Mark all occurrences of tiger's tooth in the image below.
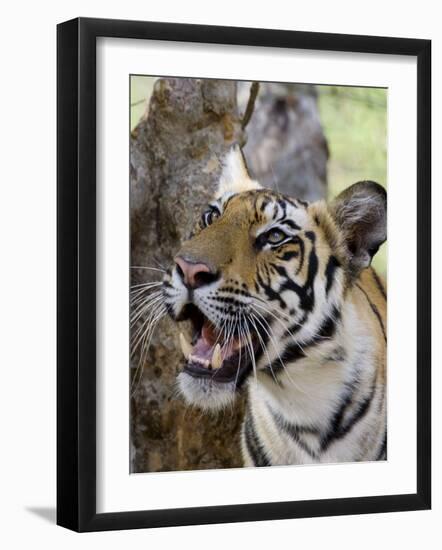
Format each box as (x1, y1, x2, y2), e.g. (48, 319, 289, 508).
(179, 332, 192, 360)
(212, 343, 222, 370)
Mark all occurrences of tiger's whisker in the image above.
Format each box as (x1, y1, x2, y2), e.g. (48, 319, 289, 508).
(131, 306, 165, 354)
(248, 313, 280, 386)
(130, 289, 163, 308)
(130, 294, 164, 326)
(242, 316, 258, 389)
(130, 281, 163, 292)
(234, 312, 242, 390)
(250, 308, 308, 394)
(130, 291, 164, 319)
(130, 306, 166, 396)
(130, 266, 166, 273)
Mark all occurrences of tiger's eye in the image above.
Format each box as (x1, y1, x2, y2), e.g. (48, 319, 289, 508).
(267, 229, 286, 244)
(203, 209, 220, 227)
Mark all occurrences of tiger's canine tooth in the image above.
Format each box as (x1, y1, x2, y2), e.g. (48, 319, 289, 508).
(179, 332, 192, 360)
(212, 343, 222, 370)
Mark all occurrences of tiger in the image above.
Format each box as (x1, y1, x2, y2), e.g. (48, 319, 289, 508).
(162, 145, 387, 466)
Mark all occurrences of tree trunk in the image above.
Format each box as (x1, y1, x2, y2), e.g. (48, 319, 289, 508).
(130, 78, 246, 472)
(240, 82, 329, 201)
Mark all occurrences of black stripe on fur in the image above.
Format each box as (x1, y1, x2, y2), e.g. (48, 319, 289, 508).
(370, 267, 387, 301)
(270, 409, 319, 459)
(356, 283, 387, 342)
(244, 412, 270, 467)
(376, 430, 387, 460)
(325, 255, 340, 296)
(268, 306, 341, 374)
(321, 382, 376, 452)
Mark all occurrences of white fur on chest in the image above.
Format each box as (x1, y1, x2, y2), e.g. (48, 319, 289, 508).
(243, 301, 385, 465)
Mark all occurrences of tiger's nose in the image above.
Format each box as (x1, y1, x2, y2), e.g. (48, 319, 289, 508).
(174, 256, 218, 289)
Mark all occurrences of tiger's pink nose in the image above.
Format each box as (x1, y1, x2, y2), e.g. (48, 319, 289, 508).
(174, 256, 218, 289)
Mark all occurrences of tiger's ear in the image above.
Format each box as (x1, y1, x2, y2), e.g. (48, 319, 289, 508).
(331, 181, 387, 276)
(216, 145, 261, 198)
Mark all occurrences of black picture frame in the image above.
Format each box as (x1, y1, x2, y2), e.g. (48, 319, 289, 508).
(57, 17, 431, 532)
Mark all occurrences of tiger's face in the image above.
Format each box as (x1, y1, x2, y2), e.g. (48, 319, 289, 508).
(162, 147, 386, 410)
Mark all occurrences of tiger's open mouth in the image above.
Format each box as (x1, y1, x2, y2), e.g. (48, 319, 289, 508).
(177, 304, 258, 387)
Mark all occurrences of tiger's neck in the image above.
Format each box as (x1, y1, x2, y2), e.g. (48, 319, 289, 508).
(247, 294, 378, 436)
(243, 268, 386, 465)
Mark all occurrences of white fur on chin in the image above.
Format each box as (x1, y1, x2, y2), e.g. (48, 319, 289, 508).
(177, 371, 237, 412)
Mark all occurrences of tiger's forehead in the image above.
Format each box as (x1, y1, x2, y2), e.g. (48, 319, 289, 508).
(218, 189, 311, 230)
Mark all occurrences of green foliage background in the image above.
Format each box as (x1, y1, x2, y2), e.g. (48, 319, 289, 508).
(318, 86, 387, 276)
(131, 78, 387, 276)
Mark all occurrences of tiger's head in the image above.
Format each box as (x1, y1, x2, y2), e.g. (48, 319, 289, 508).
(163, 146, 386, 410)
